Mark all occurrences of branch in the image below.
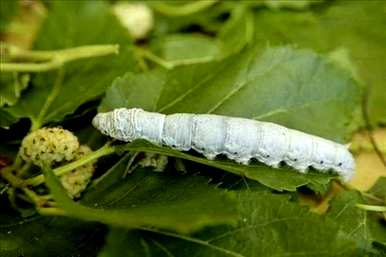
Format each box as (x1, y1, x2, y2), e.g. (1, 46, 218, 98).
(25, 144, 116, 186)
(1, 44, 119, 72)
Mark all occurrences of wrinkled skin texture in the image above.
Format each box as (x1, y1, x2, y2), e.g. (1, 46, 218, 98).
(93, 108, 355, 181)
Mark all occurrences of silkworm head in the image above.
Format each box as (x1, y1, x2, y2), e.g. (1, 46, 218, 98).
(93, 108, 138, 142)
(92, 112, 111, 136)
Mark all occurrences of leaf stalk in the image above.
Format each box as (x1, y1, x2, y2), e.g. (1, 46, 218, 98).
(25, 143, 116, 186)
(0, 44, 119, 72)
(151, 0, 218, 16)
(356, 204, 386, 212)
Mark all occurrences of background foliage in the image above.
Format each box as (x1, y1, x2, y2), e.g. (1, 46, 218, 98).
(0, 1, 385, 257)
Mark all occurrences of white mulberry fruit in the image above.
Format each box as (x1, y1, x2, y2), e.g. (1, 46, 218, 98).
(20, 127, 79, 166)
(60, 145, 96, 198)
(112, 2, 154, 40)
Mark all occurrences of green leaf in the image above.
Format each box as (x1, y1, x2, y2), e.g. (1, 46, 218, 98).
(4, 1, 136, 128)
(305, 179, 331, 195)
(327, 191, 372, 251)
(43, 155, 239, 234)
(151, 4, 254, 62)
(152, 1, 231, 35)
(328, 190, 386, 250)
(369, 177, 386, 200)
(0, 109, 17, 129)
(120, 140, 336, 192)
(98, 229, 147, 257)
(217, 4, 254, 57)
(98, 190, 363, 257)
(253, 0, 386, 124)
(0, 0, 19, 32)
(369, 216, 386, 249)
(151, 34, 220, 63)
(367, 177, 386, 249)
(99, 46, 359, 191)
(0, 72, 29, 107)
(101, 46, 360, 142)
(34, 1, 130, 50)
(0, 200, 104, 257)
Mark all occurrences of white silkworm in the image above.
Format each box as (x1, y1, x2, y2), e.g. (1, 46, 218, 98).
(93, 108, 355, 181)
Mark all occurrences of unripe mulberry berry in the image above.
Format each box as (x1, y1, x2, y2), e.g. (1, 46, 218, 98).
(20, 127, 79, 166)
(60, 145, 96, 198)
(113, 3, 154, 40)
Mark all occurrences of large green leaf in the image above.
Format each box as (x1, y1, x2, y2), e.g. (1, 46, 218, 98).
(0, 73, 29, 108)
(120, 140, 335, 192)
(369, 177, 386, 200)
(327, 191, 374, 251)
(327, 190, 386, 254)
(4, 1, 136, 128)
(151, 34, 220, 63)
(99, 46, 359, 191)
(151, 1, 232, 36)
(0, 0, 19, 32)
(151, 2, 255, 62)
(0, 109, 17, 129)
(98, 229, 148, 257)
(33, 1, 130, 50)
(253, 0, 386, 124)
(367, 177, 386, 249)
(101, 46, 360, 142)
(43, 155, 238, 234)
(98, 190, 363, 257)
(0, 199, 104, 257)
(216, 4, 254, 57)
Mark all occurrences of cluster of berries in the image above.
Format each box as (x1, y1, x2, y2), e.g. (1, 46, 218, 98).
(20, 127, 95, 198)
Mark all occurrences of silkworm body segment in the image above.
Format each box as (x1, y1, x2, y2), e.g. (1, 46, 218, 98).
(93, 108, 355, 181)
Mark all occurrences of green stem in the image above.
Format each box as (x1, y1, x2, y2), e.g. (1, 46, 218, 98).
(135, 47, 214, 70)
(166, 56, 215, 66)
(12, 152, 23, 170)
(40, 194, 53, 200)
(151, 0, 218, 16)
(0, 60, 62, 72)
(37, 207, 66, 216)
(0, 167, 26, 188)
(135, 47, 173, 69)
(6, 44, 119, 61)
(134, 48, 149, 71)
(31, 68, 65, 131)
(53, 45, 119, 62)
(0, 44, 119, 72)
(16, 193, 34, 204)
(123, 152, 140, 178)
(3, 44, 50, 61)
(22, 187, 46, 206)
(356, 204, 386, 212)
(17, 162, 32, 177)
(25, 144, 116, 186)
(361, 192, 385, 203)
(0, 167, 51, 207)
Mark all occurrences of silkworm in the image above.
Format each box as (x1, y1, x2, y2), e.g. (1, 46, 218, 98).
(92, 108, 355, 181)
